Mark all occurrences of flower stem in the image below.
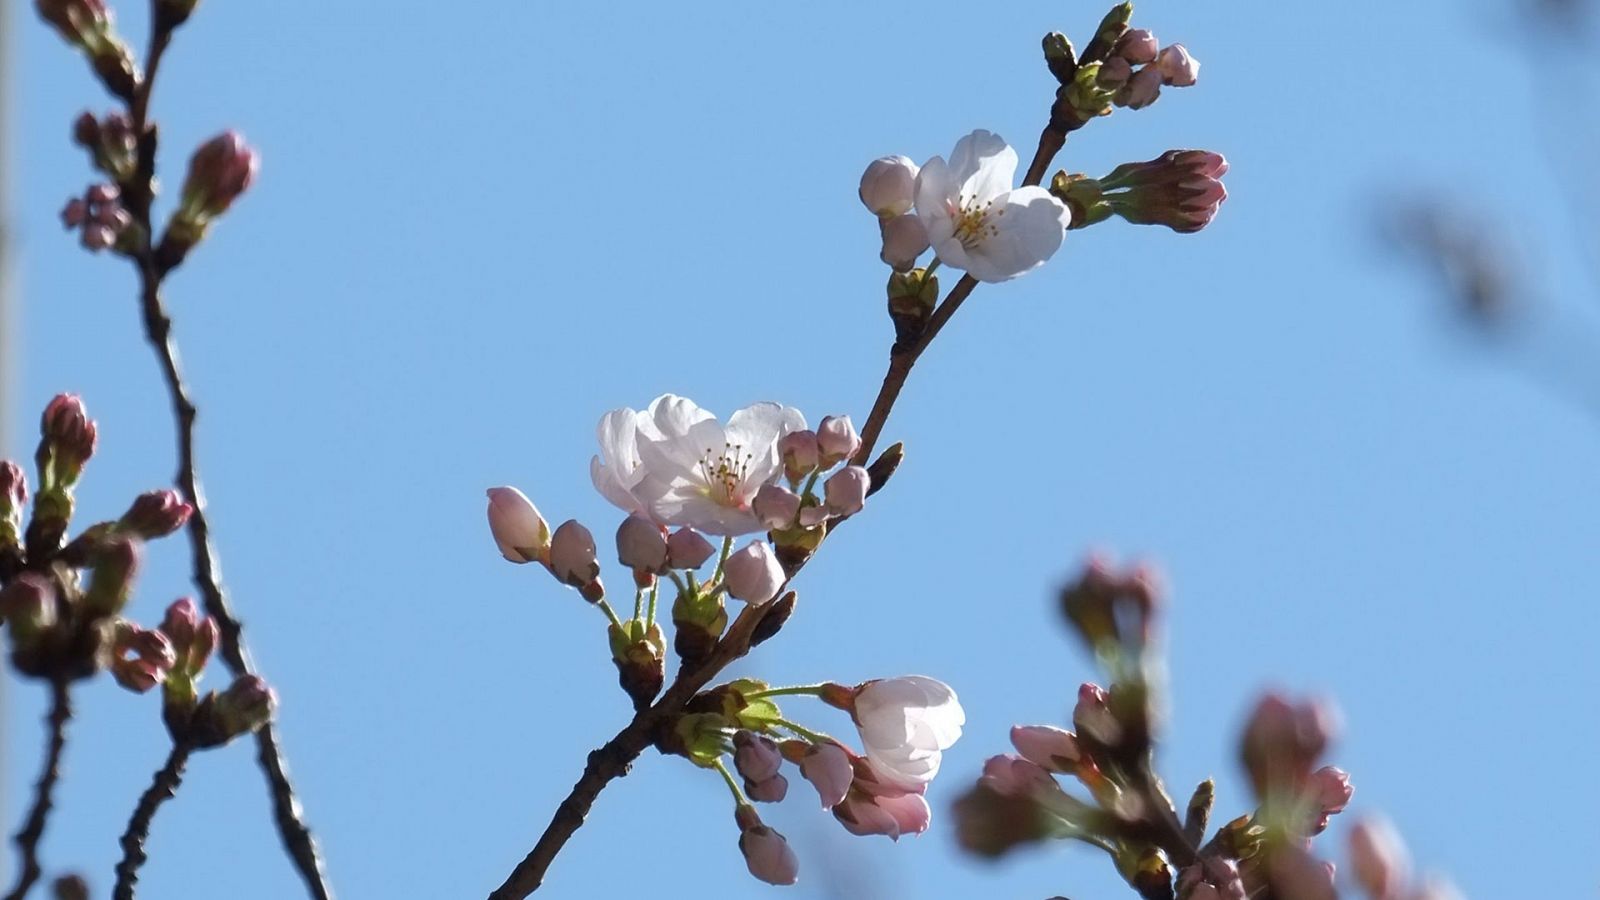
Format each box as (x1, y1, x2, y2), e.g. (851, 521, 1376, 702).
(646, 583, 659, 626)
(924, 257, 943, 276)
(772, 717, 835, 746)
(596, 598, 624, 629)
(745, 684, 828, 700)
(711, 758, 750, 806)
(713, 535, 734, 580)
(631, 588, 644, 622)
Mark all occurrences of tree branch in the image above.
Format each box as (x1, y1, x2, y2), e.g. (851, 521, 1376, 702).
(2, 679, 72, 900)
(112, 743, 192, 900)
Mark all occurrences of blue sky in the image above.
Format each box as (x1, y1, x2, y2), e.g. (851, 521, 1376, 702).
(6, 1, 1599, 897)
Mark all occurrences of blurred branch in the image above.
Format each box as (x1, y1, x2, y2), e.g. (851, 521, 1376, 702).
(111, 742, 191, 900)
(2, 680, 71, 900)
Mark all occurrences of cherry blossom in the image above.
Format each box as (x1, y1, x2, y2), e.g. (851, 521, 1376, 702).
(913, 130, 1070, 283)
(847, 675, 965, 791)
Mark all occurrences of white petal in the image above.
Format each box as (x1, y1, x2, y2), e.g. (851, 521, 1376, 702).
(964, 186, 1069, 283)
(914, 156, 958, 243)
(946, 130, 1011, 188)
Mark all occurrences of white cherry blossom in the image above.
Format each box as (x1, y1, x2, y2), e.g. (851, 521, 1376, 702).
(914, 130, 1070, 283)
(850, 676, 965, 791)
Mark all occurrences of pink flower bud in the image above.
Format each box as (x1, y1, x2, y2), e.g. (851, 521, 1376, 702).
(736, 810, 799, 886)
(87, 183, 119, 205)
(798, 743, 853, 809)
(111, 623, 177, 693)
(60, 197, 89, 229)
(1115, 29, 1160, 64)
(81, 224, 114, 251)
(666, 527, 715, 570)
(1009, 724, 1081, 773)
(1308, 765, 1353, 834)
(1072, 682, 1122, 747)
(486, 487, 551, 565)
(879, 213, 930, 271)
(859, 155, 919, 218)
(722, 541, 784, 605)
(833, 783, 931, 839)
(1099, 150, 1229, 234)
(214, 674, 276, 740)
(823, 466, 870, 517)
(1157, 43, 1200, 87)
(0, 573, 57, 641)
(978, 754, 1057, 798)
(548, 519, 600, 588)
(1349, 817, 1410, 900)
(1240, 693, 1340, 798)
(815, 416, 861, 467)
(1116, 65, 1163, 109)
(183, 131, 259, 217)
(752, 483, 800, 530)
(745, 774, 789, 803)
(614, 514, 667, 574)
(41, 393, 97, 477)
(93, 203, 131, 231)
(733, 731, 784, 783)
(778, 430, 820, 483)
(73, 111, 100, 147)
(160, 597, 217, 674)
(121, 489, 194, 539)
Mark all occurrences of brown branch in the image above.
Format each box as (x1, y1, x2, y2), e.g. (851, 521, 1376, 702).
(112, 742, 192, 900)
(3, 680, 72, 900)
(491, 63, 1078, 900)
(115, 10, 335, 898)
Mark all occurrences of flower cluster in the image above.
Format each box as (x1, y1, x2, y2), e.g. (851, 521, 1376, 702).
(488, 394, 965, 884)
(861, 130, 1072, 284)
(666, 675, 964, 884)
(60, 182, 132, 252)
(0, 394, 272, 747)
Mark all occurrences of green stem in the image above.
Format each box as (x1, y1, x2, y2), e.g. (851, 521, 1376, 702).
(924, 257, 943, 276)
(596, 599, 624, 629)
(646, 583, 659, 626)
(746, 684, 828, 700)
(772, 717, 836, 746)
(713, 535, 734, 580)
(711, 758, 749, 805)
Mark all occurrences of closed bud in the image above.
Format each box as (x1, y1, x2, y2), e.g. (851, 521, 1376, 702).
(878, 213, 930, 271)
(979, 754, 1058, 798)
(778, 431, 820, 485)
(1042, 32, 1078, 83)
(165, 132, 259, 260)
(60, 197, 89, 228)
(952, 783, 1056, 858)
(1009, 724, 1081, 773)
(733, 731, 784, 783)
(1099, 150, 1229, 233)
(735, 808, 799, 886)
(549, 519, 601, 590)
(111, 623, 176, 693)
(859, 155, 919, 219)
(1097, 56, 1133, 91)
(121, 489, 193, 539)
(666, 527, 716, 570)
(1240, 693, 1340, 799)
(1072, 682, 1123, 749)
(749, 590, 796, 647)
(752, 483, 801, 530)
(822, 466, 870, 517)
(1, 461, 26, 545)
(160, 597, 217, 675)
(486, 487, 550, 564)
(1, 574, 58, 644)
(1349, 817, 1410, 900)
(1307, 765, 1353, 834)
(212, 675, 275, 742)
(615, 514, 668, 576)
(1156, 44, 1200, 87)
(746, 774, 788, 803)
(1059, 555, 1161, 654)
(84, 535, 141, 617)
(1115, 29, 1160, 65)
(72, 112, 100, 147)
(722, 541, 784, 605)
(797, 742, 853, 809)
(815, 416, 861, 468)
(41, 393, 97, 485)
(1115, 65, 1163, 110)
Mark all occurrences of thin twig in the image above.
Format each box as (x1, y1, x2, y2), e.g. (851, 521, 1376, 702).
(112, 742, 192, 900)
(2, 679, 72, 900)
(118, 9, 335, 897)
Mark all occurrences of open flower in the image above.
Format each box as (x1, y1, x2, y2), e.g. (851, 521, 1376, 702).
(914, 130, 1070, 283)
(845, 676, 965, 791)
(595, 395, 806, 536)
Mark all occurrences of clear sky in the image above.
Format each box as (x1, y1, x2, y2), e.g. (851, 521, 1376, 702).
(6, 1, 1599, 897)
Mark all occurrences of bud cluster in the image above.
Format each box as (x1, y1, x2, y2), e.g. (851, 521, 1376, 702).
(1, 395, 195, 685)
(34, 0, 137, 99)
(71, 110, 137, 181)
(1040, 4, 1201, 136)
(1054, 150, 1230, 234)
(657, 674, 963, 885)
(955, 555, 1382, 900)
